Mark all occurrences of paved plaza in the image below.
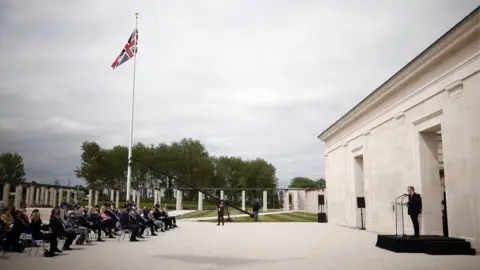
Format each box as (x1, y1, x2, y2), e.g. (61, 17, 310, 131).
(2, 222, 479, 270)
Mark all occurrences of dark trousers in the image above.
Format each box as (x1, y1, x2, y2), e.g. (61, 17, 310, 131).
(217, 213, 224, 225)
(171, 217, 176, 226)
(61, 231, 77, 248)
(127, 224, 140, 240)
(39, 233, 58, 251)
(410, 214, 419, 236)
(145, 220, 155, 234)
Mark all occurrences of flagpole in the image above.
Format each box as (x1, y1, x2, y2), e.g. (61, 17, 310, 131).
(126, 12, 139, 203)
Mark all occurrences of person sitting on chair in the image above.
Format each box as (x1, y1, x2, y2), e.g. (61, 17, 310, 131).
(30, 209, 61, 255)
(407, 186, 422, 237)
(161, 208, 177, 228)
(119, 205, 140, 242)
(49, 207, 76, 251)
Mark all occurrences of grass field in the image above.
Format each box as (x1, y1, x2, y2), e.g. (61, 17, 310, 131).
(200, 212, 318, 222)
(177, 208, 279, 219)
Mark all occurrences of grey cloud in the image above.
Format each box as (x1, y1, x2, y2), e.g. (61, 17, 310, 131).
(1, 0, 478, 188)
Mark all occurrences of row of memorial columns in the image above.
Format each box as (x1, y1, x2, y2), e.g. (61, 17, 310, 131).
(2, 184, 84, 208)
(283, 190, 300, 211)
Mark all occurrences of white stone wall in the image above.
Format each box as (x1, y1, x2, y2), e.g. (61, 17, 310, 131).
(321, 18, 480, 250)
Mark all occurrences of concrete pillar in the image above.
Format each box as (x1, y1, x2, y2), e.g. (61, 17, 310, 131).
(293, 191, 299, 210)
(41, 187, 46, 205)
(154, 190, 158, 205)
(262, 190, 267, 212)
(136, 191, 141, 207)
(66, 189, 71, 203)
(284, 190, 290, 211)
(73, 190, 78, 204)
(29, 186, 35, 206)
(88, 189, 93, 207)
(220, 190, 224, 200)
(132, 190, 136, 204)
(58, 188, 63, 204)
(241, 190, 246, 211)
(25, 187, 30, 207)
(94, 190, 99, 206)
(2, 184, 10, 207)
(198, 191, 203, 210)
(35, 187, 40, 205)
(14, 185, 23, 209)
(176, 190, 183, 210)
(110, 190, 114, 202)
(115, 190, 120, 207)
(50, 188, 57, 207)
(158, 189, 163, 207)
(43, 188, 48, 206)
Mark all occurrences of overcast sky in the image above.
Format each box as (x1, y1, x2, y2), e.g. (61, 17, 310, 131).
(0, 1, 478, 187)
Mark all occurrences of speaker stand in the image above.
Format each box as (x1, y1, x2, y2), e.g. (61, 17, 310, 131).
(359, 207, 365, 230)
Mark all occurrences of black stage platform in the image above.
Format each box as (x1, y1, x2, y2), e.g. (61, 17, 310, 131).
(376, 235, 476, 255)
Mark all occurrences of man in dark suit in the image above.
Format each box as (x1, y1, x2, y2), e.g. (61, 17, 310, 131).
(407, 186, 422, 237)
(119, 205, 140, 242)
(49, 208, 77, 250)
(217, 200, 225, 226)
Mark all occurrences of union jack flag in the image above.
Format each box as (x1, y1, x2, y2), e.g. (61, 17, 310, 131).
(111, 28, 138, 69)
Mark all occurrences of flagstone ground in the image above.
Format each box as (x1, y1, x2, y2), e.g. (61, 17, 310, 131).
(2, 222, 479, 270)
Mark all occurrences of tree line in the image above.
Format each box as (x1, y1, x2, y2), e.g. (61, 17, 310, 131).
(74, 138, 279, 201)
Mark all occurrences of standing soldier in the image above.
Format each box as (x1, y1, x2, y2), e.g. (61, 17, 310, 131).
(217, 200, 225, 226)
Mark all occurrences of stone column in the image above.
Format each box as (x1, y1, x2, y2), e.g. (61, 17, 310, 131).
(29, 186, 35, 206)
(14, 185, 23, 209)
(198, 191, 203, 210)
(88, 189, 93, 207)
(136, 191, 141, 207)
(154, 190, 158, 205)
(66, 189, 72, 203)
(284, 190, 290, 211)
(94, 190, 99, 206)
(262, 190, 267, 212)
(158, 189, 163, 207)
(132, 190, 136, 204)
(41, 187, 46, 205)
(176, 190, 183, 210)
(115, 190, 120, 207)
(35, 187, 40, 205)
(50, 188, 57, 207)
(293, 191, 299, 210)
(220, 190, 224, 200)
(110, 190, 115, 202)
(241, 190, 246, 211)
(73, 190, 78, 204)
(58, 188, 63, 204)
(2, 184, 10, 207)
(43, 188, 49, 206)
(25, 187, 31, 207)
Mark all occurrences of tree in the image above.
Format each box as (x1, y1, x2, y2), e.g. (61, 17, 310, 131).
(288, 177, 326, 189)
(0, 152, 26, 185)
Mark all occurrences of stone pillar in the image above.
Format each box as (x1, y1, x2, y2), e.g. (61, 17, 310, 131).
(58, 188, 63, 204)
(284, 190, 290, 211)
(262, 190, 267, 212)
(154, 190, 158, 205)
(2, 184, 10, 207)
(198, 191, 203, 210)
(43, 188, 49, 206)
(41, 187, 46, 205)
(50, 188, 57, 207)
(132, 190, 136, 204)
(94, 190, 99, 206)
(66, 189, 72, 203)
(73, 190, 78, 204)
(110, 190, 114, 202)
(293, 191, 299, 210)
(241, 190, 246, 211)
(176, 190, 183, 210)
(220, 190, 224, 200)
(136, 191, 141, 207)
(88, 189, 93, 207)
(14, 185, 23, 209)
(25, 187, 31, 207)
(158, 189, 163, 207)
(115, 190, 120, 207)
(29, 186, 35, 206)
(35, 187, 40, 205)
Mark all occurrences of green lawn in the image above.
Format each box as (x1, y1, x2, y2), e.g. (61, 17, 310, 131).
(177, 208, 279, 219)
(199, 212, 319, 222)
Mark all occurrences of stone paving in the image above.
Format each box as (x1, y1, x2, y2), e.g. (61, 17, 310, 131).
(2, 222, 479, 270)
(180, 210, 301, 221)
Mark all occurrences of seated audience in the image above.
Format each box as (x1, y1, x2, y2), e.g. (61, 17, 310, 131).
(49, 207, 77, 251)
(119, 205, 140, 242)
(30, 209, 61, 256)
